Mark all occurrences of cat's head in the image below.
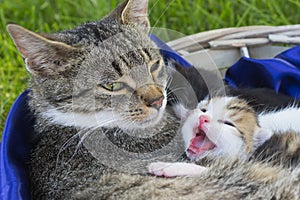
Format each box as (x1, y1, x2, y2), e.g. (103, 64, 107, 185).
(177, 96, 272, 160)
(7, 0, 168, 130)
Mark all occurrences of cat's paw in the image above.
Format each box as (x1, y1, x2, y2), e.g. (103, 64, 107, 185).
(148, 162, 207, 177)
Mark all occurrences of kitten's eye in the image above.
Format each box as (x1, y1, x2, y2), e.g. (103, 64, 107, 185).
(150, 60, 161, 73)
(218, 120, 235, 127)
(101, 82, 123, 91)
(223, 121, 235, 127)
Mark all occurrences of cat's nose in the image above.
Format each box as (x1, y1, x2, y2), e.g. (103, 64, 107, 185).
(137, 84, 165, 110)
(148, 96, 165, 110)
(199, 115, 210, 128)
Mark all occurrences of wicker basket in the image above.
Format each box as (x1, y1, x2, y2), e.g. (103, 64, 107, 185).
(167, 25, 300, 74)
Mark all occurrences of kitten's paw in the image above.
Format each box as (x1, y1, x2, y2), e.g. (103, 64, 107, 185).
(148, 162, 207, 177)
(148, 162, 173, 177)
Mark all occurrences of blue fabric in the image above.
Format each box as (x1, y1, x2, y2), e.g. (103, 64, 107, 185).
(149, 34, 193, 68)
(0, 90, 33, 200)
(225, 46, 300, 100)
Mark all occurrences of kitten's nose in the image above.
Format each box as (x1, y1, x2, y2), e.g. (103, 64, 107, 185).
(199, 115, 210, 128)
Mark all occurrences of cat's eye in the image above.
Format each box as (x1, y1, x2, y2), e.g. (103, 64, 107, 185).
(150, 60, 161, 73)
(101, 82, 123, 91)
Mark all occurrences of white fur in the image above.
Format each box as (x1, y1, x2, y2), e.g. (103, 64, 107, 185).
(258, 106, 300, 133)
(252, 128, 273, 149)
(181, 97, 246, 160)
(198, 97, 245, 158)
(180, 98, 300, 161)
(149, 162, 207, 177)
(172, 103, 190, 120)
(42, 95, 167, 130)
(181, 109, 201, 149)
(42, 109, 123, 129)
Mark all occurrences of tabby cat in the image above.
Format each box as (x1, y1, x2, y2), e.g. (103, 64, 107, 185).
(8, 0, 185, 198)
(7, 0, 300, 199)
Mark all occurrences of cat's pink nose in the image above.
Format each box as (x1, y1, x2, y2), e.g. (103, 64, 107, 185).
(199, 115, 210, 128)
(149, 96, 164, 110)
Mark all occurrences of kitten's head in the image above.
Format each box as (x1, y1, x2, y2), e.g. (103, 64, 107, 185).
(7, 0, 168, 130)
(178, 96, 272, 160)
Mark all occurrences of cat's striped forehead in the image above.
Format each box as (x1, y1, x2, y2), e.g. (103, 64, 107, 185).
(112, 48, 162, 73)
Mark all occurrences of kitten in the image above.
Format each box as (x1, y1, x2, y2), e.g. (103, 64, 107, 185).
(149, 96, 300, 177)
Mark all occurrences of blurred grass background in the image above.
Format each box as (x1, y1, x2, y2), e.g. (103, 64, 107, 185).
(1, 0, 300, 136)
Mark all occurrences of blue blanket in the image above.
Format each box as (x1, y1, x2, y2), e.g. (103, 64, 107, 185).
(225, 46, 300, 99)
(1, 35, 300, 199)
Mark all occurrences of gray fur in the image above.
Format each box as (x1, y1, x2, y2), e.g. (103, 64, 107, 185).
(73, 159, 300, 200)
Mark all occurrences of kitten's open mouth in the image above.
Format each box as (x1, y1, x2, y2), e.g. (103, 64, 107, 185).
(186, 128, 216, 160)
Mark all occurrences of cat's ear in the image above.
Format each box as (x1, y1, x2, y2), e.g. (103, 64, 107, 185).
(110, 0, 150, 32)
(253, 128, 273, 149)
(7, 24, 82, 76)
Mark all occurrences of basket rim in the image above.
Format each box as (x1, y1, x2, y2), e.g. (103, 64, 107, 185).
(167, 24, 300, 52)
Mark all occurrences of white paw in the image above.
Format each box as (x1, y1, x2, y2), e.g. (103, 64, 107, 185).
(148, 162, 207, 177)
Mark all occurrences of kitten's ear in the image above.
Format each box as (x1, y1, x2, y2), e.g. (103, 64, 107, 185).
(110, 0, 150, 32)
(253, 128, 273, 149)
(7, 24, 82, 76)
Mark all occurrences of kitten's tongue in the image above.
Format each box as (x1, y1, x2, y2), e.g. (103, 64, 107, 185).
(187, 131, 215, 159)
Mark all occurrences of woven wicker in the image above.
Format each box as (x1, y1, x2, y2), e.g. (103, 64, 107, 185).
(167, 25, 300, 73)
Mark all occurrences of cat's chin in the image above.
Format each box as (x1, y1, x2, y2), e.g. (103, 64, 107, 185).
(119, 105, 167, 131)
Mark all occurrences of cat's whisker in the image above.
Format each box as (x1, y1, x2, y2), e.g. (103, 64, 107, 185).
(210, 87, 227, 98)
(151, 0, 175, 33)
(118, 116, 138, 131)
(66, 127, 100, 164)
(55, 130, 83, 171)
(148, 0, 160, 15)
(46, 105, 71, 112)
(55, 116, 119, 168)
(166, 97, 178, 102)
(166, 87, 187, 99)
(166, 75, 174, 88)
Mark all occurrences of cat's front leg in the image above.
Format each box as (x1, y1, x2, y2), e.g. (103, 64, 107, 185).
(148, 162, 207, 177)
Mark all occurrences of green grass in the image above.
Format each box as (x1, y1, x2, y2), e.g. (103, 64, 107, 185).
(1, 0, 300, 136)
